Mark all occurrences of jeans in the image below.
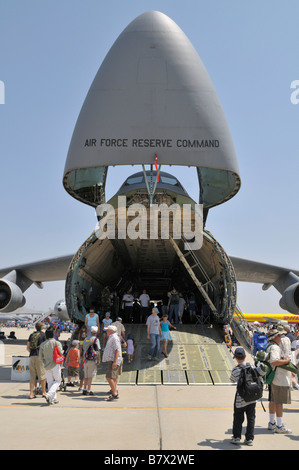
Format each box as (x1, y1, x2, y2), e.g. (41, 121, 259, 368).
(169, 304, 179, 323)
(148, 334, 160, 358)
(45, 364, 61, 403)
(232, 401, 256, 441)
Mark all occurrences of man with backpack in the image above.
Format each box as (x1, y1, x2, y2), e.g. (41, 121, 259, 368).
(82, 326, 101, 396)
(39, 326, 64, 405)
(27, 321, 46, 399)
(230, 347, 262, 446)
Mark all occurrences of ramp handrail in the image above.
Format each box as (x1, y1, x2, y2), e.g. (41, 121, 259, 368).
(230, 305, 252, 354)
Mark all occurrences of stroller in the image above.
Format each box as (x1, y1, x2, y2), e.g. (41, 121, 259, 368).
(58, 367, 67, 392)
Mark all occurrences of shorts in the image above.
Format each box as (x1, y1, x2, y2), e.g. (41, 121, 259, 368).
(106, 360, 123, 379)
(68, 366, 79, 378)
(83, 360, 98, 379)
(29, 356, 46, 381)
(269, 383, 291, 405)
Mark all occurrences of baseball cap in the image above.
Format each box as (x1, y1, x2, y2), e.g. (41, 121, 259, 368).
(233, 347, 246, 359)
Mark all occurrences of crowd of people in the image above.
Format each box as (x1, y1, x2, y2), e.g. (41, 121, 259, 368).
(27, 317, 130, 404)
(26, 303, 180, 404)
(80, 285, 208, 325)
(230, 320, 299, 445)
(23, 298, 299, 446)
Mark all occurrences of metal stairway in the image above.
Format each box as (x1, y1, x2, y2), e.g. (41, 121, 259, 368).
(32, 311, 51, 326)
(169, 236, 218, 316)
(230, 305, 252, 354)
(169, 233, 237, 324)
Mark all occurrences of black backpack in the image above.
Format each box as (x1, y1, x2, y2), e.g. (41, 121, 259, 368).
(82, 338, 98, 366)
(237, 364, 264, 402)
(29, 331, 41, 351)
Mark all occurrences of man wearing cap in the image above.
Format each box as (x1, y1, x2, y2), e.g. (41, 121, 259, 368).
(102, 325, 122, 401)
(82, 326, 101, 396)
(111, 317, 126, 341)
(146, 307, 162, 361)
(267, 329, 292, 434)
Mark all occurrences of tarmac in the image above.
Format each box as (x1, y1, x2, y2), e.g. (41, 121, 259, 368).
(1, 325, 299, 453)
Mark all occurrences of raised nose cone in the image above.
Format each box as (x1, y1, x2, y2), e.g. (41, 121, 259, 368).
(63, 10, 240, 209)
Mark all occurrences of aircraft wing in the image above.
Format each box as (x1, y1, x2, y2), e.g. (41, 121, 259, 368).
(0, 254, 74, 313)
(1, 252, 299, 314)
(230, 256, 299, 284)
(3, 253, 297, 285)
(0, 255, 74, 283)
(230, 256, 299, 314)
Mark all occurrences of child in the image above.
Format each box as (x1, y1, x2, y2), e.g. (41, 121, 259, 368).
(230, 347, 257, 446)
(101, 312, 112, 348)
(126, 333, 135, 363)
(160, 314, 176, 357)
(65, 340, 80, 387)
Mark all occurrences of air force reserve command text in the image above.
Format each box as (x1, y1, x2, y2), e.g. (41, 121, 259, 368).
(103, 453, 195, 467)
(84, 137, 220, 149)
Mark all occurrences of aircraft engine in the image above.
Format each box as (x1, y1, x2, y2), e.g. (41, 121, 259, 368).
(279, 282, 299, 314)
(0, 279, 26, 313)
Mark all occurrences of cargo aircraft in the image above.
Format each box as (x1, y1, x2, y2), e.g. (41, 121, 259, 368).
(1, 11, 299, 327)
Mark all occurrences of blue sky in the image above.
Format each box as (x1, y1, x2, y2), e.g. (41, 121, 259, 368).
(0, 0, 299, 313)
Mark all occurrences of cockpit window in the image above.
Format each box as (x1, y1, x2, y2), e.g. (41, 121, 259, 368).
(126, 176, 143, 185)
(126, 174, 179, 186)
(160, 176, 178, 185)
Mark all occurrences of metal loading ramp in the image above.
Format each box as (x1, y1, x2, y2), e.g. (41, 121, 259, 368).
(94, 324, 235, 386)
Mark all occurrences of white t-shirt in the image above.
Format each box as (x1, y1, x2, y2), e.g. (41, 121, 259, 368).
(139, 293, 150, 307)
(122, 294, 134, 307)
(268, 341, 292, 387)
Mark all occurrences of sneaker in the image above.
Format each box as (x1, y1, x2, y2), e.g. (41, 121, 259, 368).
(147, 355, 152, 360)
(153, 356, 160, 361)
(268, 421, 276, 431)
(231, 437, 241, 445)
(244, 439, 253, 446)
(275, 425, 292, 434)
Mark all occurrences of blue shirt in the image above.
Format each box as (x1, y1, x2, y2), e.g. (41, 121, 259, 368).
(86, 313, 99, 334)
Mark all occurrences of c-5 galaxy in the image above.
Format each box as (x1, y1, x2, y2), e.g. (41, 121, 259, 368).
(1, 11, 299, 327)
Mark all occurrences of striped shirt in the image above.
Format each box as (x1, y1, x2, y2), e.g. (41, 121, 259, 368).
(230, 362, 258, 408)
